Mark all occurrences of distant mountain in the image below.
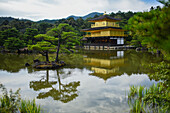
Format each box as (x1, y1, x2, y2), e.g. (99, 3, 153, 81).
(20, 19, 32, 22)
(0, 17, 14, 22)
(67, 15, 81, 20)
(36, 12, 103, 24)
(0, 17, 15, 24)
(82, 12, 103, 20)
(0, 12, 103, 25)
(0, 17, 32, 25)
(67, 12, 103, 20)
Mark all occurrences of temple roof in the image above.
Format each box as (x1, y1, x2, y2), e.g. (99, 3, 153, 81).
(82, 26, 123, 32)
(88, 15, 121, 22)
(89, 72, 122, 81)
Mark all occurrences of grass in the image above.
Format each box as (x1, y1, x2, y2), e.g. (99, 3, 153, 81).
(128, 61, 170, 112)
(19, 99, 41, 113)
(0, 84, 42, 113)
(128, 83, 170, 113)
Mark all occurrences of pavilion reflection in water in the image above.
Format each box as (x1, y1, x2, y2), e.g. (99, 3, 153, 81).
(84, 51, 125, 81)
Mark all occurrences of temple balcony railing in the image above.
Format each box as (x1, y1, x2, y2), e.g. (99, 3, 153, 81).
(84, 43, 124, 46)
(84, 34, 128, 37)
(91, 24, 120, 28)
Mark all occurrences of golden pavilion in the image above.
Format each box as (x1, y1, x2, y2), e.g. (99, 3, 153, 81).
(82, 12, 127, 50)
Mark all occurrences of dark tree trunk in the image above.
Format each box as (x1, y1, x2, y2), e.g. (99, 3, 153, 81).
(57, 70, 61, 91)
(17, 49, 20, 54)
(46, 70, 49, 82)
(55, 39, 60, 62)
(45, 51, 49, 62)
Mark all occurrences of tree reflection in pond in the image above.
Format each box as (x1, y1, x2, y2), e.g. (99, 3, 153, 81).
(30, 70, 57, 91)
(30, 70, 80, 103)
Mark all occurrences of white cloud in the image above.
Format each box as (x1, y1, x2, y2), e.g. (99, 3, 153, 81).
(0, 0, 162, 21)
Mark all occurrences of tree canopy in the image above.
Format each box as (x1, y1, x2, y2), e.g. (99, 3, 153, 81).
(126, 0, 170, 54)
(0, 11, 136, 52)
(47, 23, 79, 62)
(28, 34, 57, 62)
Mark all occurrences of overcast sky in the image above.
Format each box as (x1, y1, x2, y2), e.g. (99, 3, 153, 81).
(0, 0, 162, 21)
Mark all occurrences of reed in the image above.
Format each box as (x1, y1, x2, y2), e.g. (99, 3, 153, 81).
(128, 83, 170, 113)
(0, 84, 42, 113)
(19, 99, 41, 113)
(0, 84, 20, 113)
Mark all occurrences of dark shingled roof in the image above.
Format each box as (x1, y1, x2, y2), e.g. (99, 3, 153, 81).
(88, 15, 121, 21)
(82, 26, 122, 31)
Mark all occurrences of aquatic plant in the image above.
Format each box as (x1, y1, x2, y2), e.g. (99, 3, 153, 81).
(0, 84, 21, 113)
(128, 83, 170, 113)
(0, 84, 42, 113)
(148, 61, 170, 85)
(128, 61, 170, 112)
(19, 99, 41, 113)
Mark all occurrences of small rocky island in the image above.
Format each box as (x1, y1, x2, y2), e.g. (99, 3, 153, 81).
(32, 60, 65, 69)
(25, 59, 65, 69)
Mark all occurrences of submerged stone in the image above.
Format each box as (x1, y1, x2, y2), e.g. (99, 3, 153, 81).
(25, 63, 30, 67)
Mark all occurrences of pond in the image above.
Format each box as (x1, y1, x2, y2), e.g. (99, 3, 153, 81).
(0, 50, 162, 113)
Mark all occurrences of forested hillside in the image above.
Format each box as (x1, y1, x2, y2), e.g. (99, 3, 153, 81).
(0, 11, 136, 34)
(0, 11, 136, 51)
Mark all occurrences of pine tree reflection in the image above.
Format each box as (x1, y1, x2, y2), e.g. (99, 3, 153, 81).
(30, 70, 57, 91)
(30, 70, 80, 103)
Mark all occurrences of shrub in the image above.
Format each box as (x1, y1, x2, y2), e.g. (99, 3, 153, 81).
(128, 83, 170, 113)
(0, 84, 42, 113)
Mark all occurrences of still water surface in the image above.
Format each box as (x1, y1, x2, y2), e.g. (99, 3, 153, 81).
(0, 50, 161, 113)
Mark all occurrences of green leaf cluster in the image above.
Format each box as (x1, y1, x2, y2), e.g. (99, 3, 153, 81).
(128, 83, 170, 113)
(0, 84, 20, 113)
(0, 84, 42, 113)
(19, 99, 41, 113)
(0, 28, 26, 51)
(128, 61, 170, 113)
(28, 34, 57, 52)
(126, 1, 170, 54)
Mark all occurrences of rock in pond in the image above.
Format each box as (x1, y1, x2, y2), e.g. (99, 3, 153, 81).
(25, 63, 30, 67)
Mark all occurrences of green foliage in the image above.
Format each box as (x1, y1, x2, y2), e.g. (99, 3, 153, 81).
(4, 37, 26, 51)
(0, 28, 19, 46)
(34, 34, 58, 42)
(29, 41, 55, 51)
(62, 31, 80, 49)
(128, 61, 170, 113)
(24, 28, 38, 45)
(19, 99, 41, 113)
(127, 2, 170, 54)
(0, 25, 12, 31)
(28, 34, 57, 62)
(0, 28, 26, 51)
(47, 23, 79, 62)
(128, 83, 170, 113)
(148, 61, 170, 86)
(0, 11, 136, 51)
(0, 84, 21, 113)
(110, 11, 136, 28)
(0, 84, 42, 113)
(38, 22, 52, 34)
